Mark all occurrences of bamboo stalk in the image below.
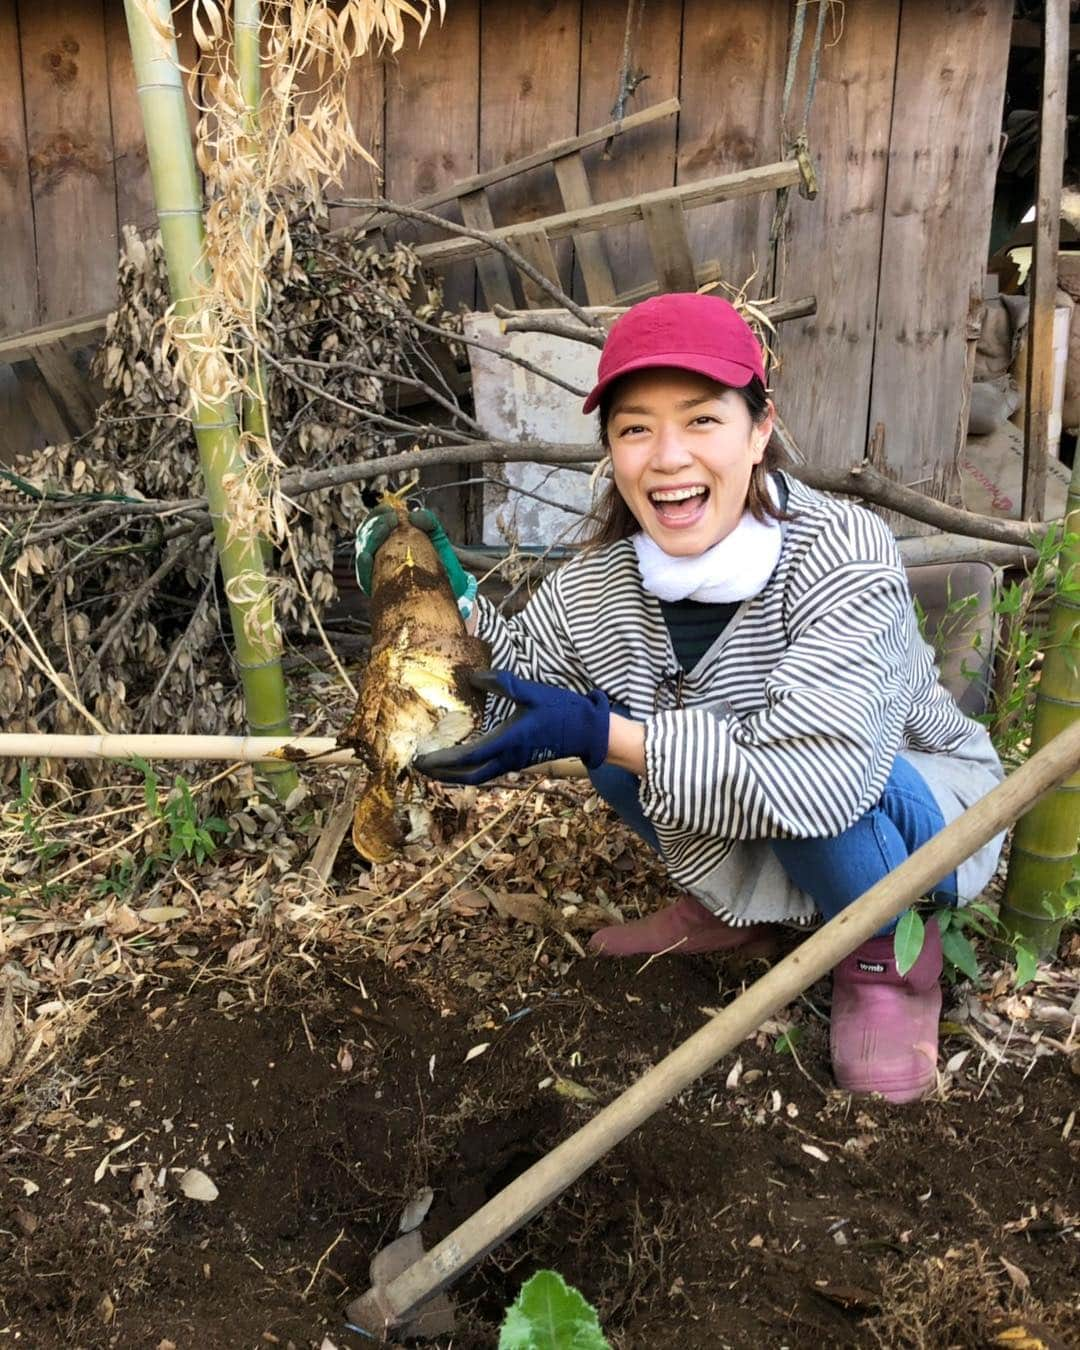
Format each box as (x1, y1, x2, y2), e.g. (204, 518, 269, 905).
(1001, 2, 1077, 954)
(1000, 459, 1080, 954)
(123, 0, 296, 797)
(234, 0, 272, 512)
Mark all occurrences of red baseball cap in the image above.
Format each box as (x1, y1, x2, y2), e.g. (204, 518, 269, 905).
(582, 292, 766, 414)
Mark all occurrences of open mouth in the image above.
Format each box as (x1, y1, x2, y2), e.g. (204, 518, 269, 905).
(647, 483, 710, 527)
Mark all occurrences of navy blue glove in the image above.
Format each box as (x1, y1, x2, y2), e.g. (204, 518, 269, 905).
(413, 670, 610, 785)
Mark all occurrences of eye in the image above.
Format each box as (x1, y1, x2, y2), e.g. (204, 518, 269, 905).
(615, 422, 648, 437)
(690, 413, 720, 427)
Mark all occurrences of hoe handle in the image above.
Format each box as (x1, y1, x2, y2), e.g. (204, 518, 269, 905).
(369, 718, 1080, 1331)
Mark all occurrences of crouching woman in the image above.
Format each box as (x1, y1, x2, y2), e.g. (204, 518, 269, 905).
(355, 293, 1004, 1104)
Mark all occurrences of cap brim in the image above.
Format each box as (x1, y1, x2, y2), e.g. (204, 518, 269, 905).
(582, 351, 759, 414)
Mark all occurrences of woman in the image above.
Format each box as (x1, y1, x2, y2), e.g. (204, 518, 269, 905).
(355, 293, 1004, 1104)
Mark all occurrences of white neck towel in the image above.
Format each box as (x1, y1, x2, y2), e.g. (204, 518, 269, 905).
(632, 477, 783, 604)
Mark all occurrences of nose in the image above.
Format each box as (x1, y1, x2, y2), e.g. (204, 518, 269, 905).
(649, 421, 693, 472)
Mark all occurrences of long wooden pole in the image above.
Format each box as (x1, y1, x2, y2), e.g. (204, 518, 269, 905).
(347, 717, 1080, 1336)
(1020, 0, 1070, 521)
(0, 733, 355, 766)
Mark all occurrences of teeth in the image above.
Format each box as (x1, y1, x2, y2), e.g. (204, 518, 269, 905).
(650, 485, 707, 503)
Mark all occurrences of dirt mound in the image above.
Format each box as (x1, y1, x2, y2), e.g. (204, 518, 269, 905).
(2, 946, 1077, 1349)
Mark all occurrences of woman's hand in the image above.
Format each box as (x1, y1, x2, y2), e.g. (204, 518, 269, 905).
(354, 504, 478, 617)
(413, 670, 610, 785)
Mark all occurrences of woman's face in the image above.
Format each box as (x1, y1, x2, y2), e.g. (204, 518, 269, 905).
(606, 368, 772, 556)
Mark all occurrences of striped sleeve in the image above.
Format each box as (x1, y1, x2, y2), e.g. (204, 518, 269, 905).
(639, 513, 915, 842)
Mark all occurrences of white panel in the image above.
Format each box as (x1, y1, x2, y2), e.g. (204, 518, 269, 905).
(464, 313, 602, 547)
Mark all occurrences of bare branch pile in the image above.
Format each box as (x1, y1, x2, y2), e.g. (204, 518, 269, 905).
(0, 218, 460, 753)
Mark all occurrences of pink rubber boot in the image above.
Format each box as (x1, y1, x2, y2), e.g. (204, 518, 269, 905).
(830, 919, 943, 1103)
(588, 895, 776, 958)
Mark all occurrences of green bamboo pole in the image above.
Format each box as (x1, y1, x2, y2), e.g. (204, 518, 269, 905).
(123, 0, 296, 797)
(999, 0, 1076, 952)
(233, 0, 272, 473)
(999, 463, 1080, 955)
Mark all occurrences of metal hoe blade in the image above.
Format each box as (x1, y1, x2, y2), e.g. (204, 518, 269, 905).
(345, 1231, 456, 1342)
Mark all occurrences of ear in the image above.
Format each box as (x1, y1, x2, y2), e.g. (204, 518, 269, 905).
(753, 400, 776, 462)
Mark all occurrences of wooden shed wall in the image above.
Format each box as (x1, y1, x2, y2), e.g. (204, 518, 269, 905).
(1, 0, 1012, 493)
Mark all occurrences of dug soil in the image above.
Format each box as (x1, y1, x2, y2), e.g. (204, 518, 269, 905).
(2, 936, 1077, 1350)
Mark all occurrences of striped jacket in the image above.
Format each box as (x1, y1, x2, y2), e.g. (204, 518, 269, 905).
(474, 473, 1003, 924)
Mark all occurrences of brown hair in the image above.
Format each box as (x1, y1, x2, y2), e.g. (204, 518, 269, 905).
(581, 374, 787, 551)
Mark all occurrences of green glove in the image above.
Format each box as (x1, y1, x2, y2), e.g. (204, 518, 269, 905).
(354, 504, 478, 618)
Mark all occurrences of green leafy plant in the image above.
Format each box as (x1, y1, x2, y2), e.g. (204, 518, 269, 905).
(161, 775, 229, 864)
(499, 1270, 609, 1350)
(982, 521, 1066, 766)
(893, 903, 1039, 990)
(15, 763, 64, 869)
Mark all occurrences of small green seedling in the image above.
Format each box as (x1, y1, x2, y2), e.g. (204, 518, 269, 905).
(162, 775, 229, 864)
(499, 1270, 609, 1350)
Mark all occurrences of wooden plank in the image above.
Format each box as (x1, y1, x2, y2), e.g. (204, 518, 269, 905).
(330, 49, 385, 231)
(385, 96, 680, 223)
(0, 311, 111, 365)
(1022, 0, 1071, 522)
(0, 367, 46, 463)
(552, 153, 617, 305)
(770, 0, 899, 471)
(641, 198, 698, 293)
(105, 0, 199, 233)
(415, 160, 802, 269)
(868, 0, 1013, 504)
(0, 5, 39, 337)
(677, 2, 788, 292)
(577, 0, 682, 298)
(20, 0, 118, 324)
(32, 339, 99, 434)
(460, 190, 518, 309)
(511, 228, 561, 309)
(384, 0, 480, 311)
(13, 360, 73, 447)
(479, 0, 581, 291)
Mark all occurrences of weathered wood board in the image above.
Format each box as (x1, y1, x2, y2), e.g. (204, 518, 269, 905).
(771, 0, 900, 471)
(677, 3, 787, 293)
(576, 0, 682, 299)
(868, 0, 1012, 497)
(0, 3, 38, 339)
(0, 367, 44, 463)
(385, 0, 480, 311)
(479, 0, 581, 298)
(331, 50, 386, 231)
(19, 0, 118, 324)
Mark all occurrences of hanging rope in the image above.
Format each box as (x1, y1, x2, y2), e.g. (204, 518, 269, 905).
(764, 1, 834, 300)
(609, 0, 649, 128)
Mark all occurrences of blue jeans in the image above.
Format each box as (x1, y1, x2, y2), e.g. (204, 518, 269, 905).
(589, 737, 958, 934)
